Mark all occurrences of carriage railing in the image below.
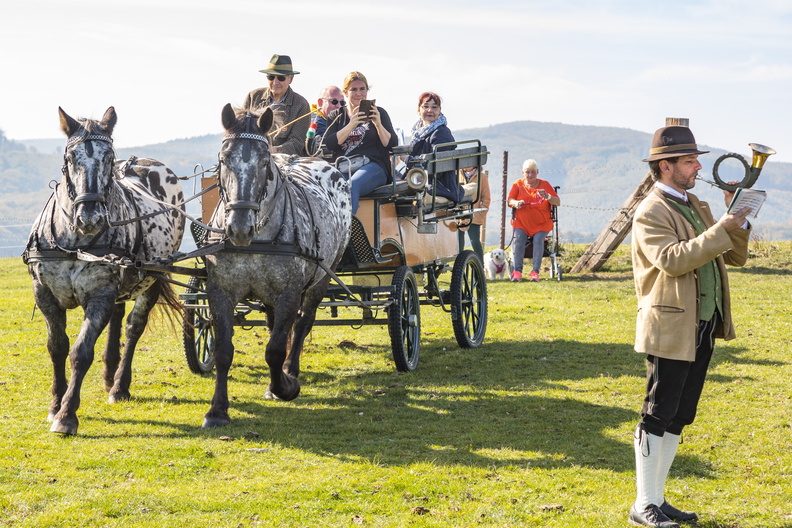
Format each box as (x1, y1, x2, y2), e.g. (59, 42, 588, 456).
(398, 140, 488, 216)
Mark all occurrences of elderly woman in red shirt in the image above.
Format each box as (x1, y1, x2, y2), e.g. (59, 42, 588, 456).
(508, 159, 560, 282)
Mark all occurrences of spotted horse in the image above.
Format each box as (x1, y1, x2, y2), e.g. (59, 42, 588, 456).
(199, 104, 351, 428)
(23, 106, 185, 435)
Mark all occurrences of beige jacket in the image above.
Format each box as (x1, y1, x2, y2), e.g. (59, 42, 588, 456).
(631, 187, 750, 361)
(459, 169, 491, 226)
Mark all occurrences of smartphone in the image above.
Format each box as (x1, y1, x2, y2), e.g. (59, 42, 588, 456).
(358, 99, 375, 120)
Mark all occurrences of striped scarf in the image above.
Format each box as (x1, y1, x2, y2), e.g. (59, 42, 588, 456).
(410, 114, 448, 144)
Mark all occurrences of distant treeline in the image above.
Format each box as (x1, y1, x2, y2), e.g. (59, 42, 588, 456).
(2, 121, 790, 258)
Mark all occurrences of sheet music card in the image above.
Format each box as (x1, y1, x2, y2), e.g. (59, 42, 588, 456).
(727, 188, 766, 219)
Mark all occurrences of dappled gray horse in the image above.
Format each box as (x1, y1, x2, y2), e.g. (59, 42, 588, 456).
(24, 106, 185, 435)
(202, 104, 351, 428)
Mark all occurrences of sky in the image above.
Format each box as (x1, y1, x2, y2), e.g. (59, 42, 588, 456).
(2, 0, 791, 162)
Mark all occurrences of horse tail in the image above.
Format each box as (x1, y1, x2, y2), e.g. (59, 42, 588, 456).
(149, 275, 184, 332)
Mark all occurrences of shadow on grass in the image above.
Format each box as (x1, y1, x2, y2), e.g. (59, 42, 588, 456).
(731, 265, 792, 276)
(82, 335, 769, 483)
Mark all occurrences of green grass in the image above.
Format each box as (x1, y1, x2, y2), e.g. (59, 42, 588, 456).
(1, 243, 791, 527)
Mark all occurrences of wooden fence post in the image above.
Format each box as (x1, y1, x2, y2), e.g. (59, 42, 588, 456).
(500, 151, 509, 250)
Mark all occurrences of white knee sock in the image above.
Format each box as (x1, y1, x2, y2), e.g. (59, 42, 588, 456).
(655, 432, 680, 505)
(634, 425, 663, 509)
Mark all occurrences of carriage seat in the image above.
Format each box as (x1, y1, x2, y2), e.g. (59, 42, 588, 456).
(362, 179, 410, 199)
(361, 180, 475, 212)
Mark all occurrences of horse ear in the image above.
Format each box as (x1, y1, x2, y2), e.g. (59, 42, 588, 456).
(100, 107, 117, 134)
(221, 103, 236, 130)
(58, 107, 80, 137)
(258, 108, 274, 134)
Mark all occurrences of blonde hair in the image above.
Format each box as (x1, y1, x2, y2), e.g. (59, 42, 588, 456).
(343, 71, 369, 93)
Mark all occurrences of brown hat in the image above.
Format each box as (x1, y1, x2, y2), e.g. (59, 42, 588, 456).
(259, 54, 300, 75)
(642, 126, 709, 162)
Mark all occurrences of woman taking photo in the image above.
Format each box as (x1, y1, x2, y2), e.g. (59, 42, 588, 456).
(323, 71, 398, 214)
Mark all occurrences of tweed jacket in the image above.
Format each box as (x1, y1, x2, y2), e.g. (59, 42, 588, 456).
(631, 187, 750, 361)
(242, 86, 310, 156)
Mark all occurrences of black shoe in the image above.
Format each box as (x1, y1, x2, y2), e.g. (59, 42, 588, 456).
(629, 504, 680, 528)
(660, 501, 698, 523)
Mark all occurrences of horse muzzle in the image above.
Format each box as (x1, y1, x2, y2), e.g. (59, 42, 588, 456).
(73, 193, 108, 235)
(225, 201, 259, 246)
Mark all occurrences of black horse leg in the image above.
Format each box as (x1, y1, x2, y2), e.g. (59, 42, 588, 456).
(108, 285, 159, 403)
(203, 284, 236, 428)
(32, 283, 70, 422)
(102, 304, 125, 392)
(284, 282, 327, 379)
(50, 289, 116, 435)
(264, 291, 301, 401)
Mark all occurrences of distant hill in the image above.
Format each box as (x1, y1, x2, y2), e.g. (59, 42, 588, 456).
(460, 121, 792, 246)
(2, 121, 789, 258)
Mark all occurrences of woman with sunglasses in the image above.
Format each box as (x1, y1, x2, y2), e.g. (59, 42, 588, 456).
(242, 54, 311, 156)
(323, 71, 398, 214)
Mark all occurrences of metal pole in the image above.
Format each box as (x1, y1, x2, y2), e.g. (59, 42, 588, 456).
(500, 151, 508, 249)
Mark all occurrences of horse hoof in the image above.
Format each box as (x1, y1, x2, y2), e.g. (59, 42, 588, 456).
(107, 391, 131, 404)
(265, 384, 300, 401)
(202, 416, 231, 428)
(50, 419, 78, 435)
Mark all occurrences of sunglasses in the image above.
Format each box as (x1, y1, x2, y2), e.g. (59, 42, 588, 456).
(266, 74, 288, 82)
(324, 98, 346, 107)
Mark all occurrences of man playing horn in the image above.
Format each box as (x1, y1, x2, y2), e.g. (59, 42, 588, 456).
(629, 125, 752, 528)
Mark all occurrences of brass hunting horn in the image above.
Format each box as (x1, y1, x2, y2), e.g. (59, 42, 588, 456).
(709, 143, 776, 192)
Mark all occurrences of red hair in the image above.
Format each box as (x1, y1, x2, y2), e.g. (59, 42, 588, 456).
(418, 92, 442, 107)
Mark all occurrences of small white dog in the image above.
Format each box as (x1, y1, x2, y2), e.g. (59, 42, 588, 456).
(484, 248, 511, 280)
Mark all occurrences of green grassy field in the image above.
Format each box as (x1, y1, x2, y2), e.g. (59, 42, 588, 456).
(1, 242, 790, 527)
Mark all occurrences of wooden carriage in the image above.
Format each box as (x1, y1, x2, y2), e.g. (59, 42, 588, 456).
(181, 140, 489, 373)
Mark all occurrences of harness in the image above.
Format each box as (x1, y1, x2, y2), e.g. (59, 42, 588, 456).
(215, 116, 322, 254)
(25, 135, 150, 266)
(209, 114, 344, 295)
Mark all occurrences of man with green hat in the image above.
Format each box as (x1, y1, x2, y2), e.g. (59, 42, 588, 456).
(243, 54, 310, 156)
(629, 125, 752, 527)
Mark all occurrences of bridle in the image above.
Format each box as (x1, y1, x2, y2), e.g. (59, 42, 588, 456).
(217, 114, 284, 228)
(61, 133, 115, 209)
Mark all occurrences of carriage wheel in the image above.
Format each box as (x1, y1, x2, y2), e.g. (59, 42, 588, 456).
(450, 250, 488, 348)
(183, 276, 216, 374)
(387, 266, 421, 372)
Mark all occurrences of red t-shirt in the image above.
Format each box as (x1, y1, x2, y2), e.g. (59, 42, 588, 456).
(508, 178, 557, 234)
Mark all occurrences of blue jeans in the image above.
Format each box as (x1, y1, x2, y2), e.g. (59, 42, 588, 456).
(458, 224, 483, 262)
(350, 162, 387, 214)
(513, 228, 548, 273)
